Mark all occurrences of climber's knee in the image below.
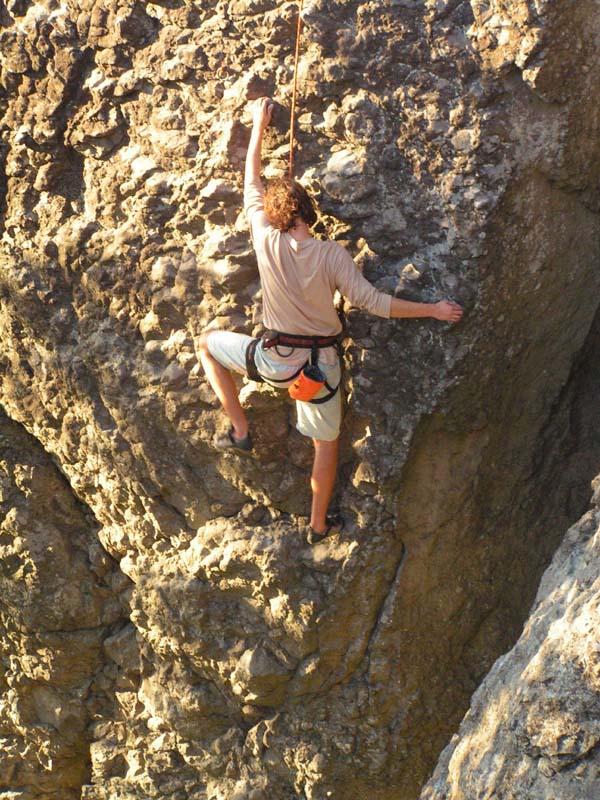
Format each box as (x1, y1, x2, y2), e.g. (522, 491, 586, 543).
(197, 330, 211, 354)
(312, 437, 339, 451)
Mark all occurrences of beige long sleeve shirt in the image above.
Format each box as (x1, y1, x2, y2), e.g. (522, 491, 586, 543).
(244, 178, 392, 337)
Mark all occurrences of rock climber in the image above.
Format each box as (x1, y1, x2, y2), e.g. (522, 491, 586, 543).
(197, 97, 463, 544)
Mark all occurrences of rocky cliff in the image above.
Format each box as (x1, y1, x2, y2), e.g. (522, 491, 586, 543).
(420, 473, 600, 800)
(1, 1, 599, 799)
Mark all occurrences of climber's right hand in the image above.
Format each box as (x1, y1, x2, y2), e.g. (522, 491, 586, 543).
(252, 96, 274, 131)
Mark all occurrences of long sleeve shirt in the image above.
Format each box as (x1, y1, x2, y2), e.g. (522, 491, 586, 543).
(244, 177, 392, 337)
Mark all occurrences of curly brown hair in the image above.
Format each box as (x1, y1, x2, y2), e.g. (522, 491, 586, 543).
(263, 179, 318, 232)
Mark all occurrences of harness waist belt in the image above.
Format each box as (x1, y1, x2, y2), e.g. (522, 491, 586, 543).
(262, 331, 339, 350)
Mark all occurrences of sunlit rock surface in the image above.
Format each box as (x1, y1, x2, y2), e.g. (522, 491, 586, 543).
(421, 482, 600, 800)
(0, 409, 125, 799)
(0, 0, 600, 798)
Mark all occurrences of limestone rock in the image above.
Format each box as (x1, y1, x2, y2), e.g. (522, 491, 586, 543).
(0, 410, 125, 798)
(0, 0, 599, 799)
(421, 492, 600, 800)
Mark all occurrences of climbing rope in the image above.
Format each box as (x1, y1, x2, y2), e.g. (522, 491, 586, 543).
(288, 0, 304, 178)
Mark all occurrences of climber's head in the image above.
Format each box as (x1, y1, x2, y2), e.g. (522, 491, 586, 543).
(263, 178, 318, 232)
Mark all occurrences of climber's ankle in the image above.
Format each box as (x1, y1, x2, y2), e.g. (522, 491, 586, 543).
(232, 423, 249, 441)
(310, 516, 326, 534)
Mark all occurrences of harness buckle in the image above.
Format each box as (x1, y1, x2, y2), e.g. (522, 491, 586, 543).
(262, 330, 279, 349)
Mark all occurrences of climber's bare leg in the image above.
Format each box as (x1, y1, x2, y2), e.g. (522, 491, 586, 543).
(310, 437, 338, 533)
(197, 332, 249, 440)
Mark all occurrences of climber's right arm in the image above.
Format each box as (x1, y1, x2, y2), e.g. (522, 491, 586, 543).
(245, 96, 273, 190)
(244, 97, 274, 238)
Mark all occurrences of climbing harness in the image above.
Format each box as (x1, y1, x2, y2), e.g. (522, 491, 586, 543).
(245, 331, 341, 404)
(288, 0, 304, 178)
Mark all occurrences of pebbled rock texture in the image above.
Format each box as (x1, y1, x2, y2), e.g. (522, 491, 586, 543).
(0, 0, 599, 798)
(0, 408, 127, 799)
(420, 477, 600, 800)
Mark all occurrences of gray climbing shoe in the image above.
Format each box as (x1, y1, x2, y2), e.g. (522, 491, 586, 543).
(214, 426, 253, 455)
(306, 514, 344, 545)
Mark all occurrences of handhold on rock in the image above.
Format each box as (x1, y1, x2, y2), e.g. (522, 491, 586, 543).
(231, 645, 290, 706)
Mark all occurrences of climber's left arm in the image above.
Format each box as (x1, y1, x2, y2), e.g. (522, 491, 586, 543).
(333, 245, 463, 322)
(390, 297, 463, 321)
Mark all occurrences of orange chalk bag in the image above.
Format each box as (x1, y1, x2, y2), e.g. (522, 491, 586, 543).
(286, 342, 340, 404)
(288, 363, 327, 401)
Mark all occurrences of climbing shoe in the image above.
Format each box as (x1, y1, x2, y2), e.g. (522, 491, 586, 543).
(214, 426, 253, 455)
(306, 514, 344, 545)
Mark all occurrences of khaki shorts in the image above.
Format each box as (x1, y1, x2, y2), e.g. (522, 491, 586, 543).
(205, 330, 342, 441)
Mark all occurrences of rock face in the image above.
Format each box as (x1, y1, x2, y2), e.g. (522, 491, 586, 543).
(0, 409, 126, 799)
(0, 1, 599, 799)
(421, 480, 600, 800)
